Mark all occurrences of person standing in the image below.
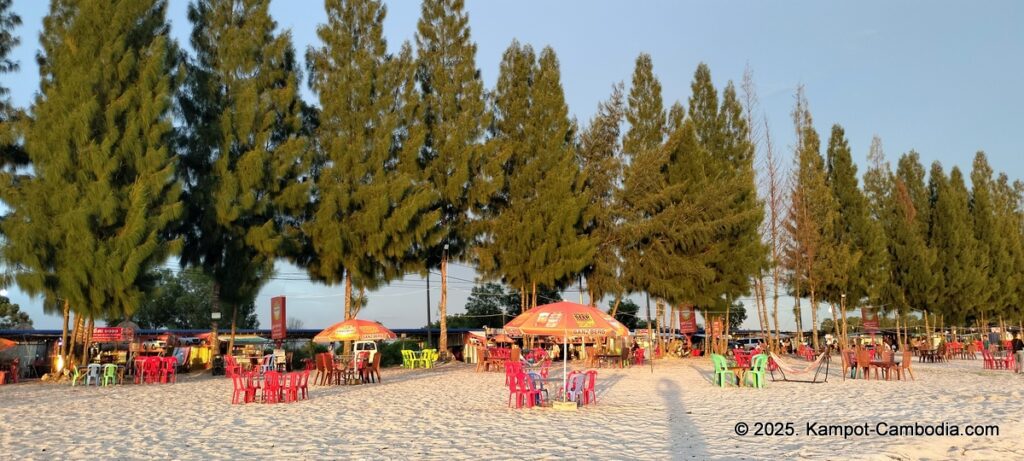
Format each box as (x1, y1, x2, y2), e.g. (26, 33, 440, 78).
(1012, 334, 1024, 374)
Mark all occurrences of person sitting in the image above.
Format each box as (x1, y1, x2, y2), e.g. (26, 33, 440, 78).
(1012, 334, 1024, 374)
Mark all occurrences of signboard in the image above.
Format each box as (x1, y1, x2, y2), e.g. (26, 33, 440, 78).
(711, 318, 723, 339)
(92, 327, 134, 343)
(271, 296, 287, 340)
(862, 306, 880, 333)
(679, 306, 698, 334)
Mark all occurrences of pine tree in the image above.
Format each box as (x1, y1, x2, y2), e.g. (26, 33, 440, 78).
(1, 0, 181, 364)
(928, 163, 987, 326)
(577, 84, 625, 305)
(0, 0, 24, 168)
(477, 44, 591, 309)
(671, 66, 765, 342)
(969, 152, 1008, 325)
(301, 0, 438, 322)
(414, 0, 487, 354)
(783, 88, 841, 350)
(177, 0, 312, 353)
(890, 152, 937, 331)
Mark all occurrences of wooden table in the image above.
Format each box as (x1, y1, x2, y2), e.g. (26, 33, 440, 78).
(728, 366, 748, 386)
(869, 360, 899, 380)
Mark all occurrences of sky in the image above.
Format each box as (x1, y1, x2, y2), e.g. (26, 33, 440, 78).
(3, 1, 1023, 332)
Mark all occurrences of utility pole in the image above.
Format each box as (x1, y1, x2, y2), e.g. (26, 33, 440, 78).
(426, 272, 432, 348)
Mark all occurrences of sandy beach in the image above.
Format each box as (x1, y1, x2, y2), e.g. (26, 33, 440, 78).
(1, 357, 1023, 460)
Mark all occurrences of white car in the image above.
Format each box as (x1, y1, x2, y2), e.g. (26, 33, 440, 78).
(354, 341, 378, 362)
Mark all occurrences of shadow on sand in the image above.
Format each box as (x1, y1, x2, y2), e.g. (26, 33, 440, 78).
(657, 377, 710, 460)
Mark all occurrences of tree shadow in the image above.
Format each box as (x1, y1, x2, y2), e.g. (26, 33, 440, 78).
(657, 377, 709, 460)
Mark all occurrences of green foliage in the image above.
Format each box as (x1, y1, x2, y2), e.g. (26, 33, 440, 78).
(104, 269, 258, 330)
(414, 0, 487, 267)
(0, 0, 25, 168)
(477, 43, 592, 301)
(0, 295, 31, 329)
(300, 0, 438, 317)
(825, 125, 884, 306)
(969, 153, 1012, 321)
(381, 340, 420, 367)
(611, 298, 640, 330)
(728, 301, 747, 332)
(577, 84, 625, 303)
(929, 163, 987, 324)
(429, 282, 562, 328)
(176, 0, 312, 314)
(2, 0, 182, 322)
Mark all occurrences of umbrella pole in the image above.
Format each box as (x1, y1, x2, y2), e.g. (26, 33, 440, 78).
(563, 330, 568, 402)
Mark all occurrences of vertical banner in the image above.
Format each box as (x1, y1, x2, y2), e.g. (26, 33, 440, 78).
(711, 318, 723, 339)
(271, 296, 287, 340)
(679, 306, 698, 334)
(862, 306, 879, 333)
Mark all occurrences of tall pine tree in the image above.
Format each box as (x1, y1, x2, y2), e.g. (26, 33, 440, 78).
(928, 163, 987, 326)
(969, 152, 1007, 326)
(301, 0, 438, 321)
(414, 0, 487, 354)
(577, 84, 625, 306)
(0, 0, 23, 168)
(177, 0, 312, 353)
(477, 44, 591, 309)
(1, 0, 181, 364)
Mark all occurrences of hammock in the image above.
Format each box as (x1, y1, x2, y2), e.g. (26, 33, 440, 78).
(768, 352, 830, 383)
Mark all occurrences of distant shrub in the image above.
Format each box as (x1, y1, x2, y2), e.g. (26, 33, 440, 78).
(381, 340, 420, 367)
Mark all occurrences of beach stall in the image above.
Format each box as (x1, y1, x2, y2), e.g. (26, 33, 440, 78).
(504, 301, 630, 406)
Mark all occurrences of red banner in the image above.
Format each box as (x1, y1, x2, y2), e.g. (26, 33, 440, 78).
(862, 306, 879, 333)
(679, 306, 698, 334)
(92, 327, 134, 342)
(271, 296, 287, 340)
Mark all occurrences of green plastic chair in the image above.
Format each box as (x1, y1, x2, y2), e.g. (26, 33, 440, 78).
(745, 354, 768, 388)
(401, 350, 416, 369)
(101, 364, 117, 386)
(70, 366, 82, 386)
(418, 349, 436, 368)
(710, 354, 736, 387)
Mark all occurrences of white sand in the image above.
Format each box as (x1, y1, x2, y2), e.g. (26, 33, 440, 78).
(1, 356, 1023, 460)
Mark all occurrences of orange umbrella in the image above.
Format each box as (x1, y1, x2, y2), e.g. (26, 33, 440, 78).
(490, 334, 514, 344)
(504, 301, 629, 338)
(504, 301, 629, 403)
(0, 337, 16, 352)
(313, 319, 397, 343)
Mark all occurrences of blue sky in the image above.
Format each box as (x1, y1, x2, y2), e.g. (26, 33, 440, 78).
(4, 1, 1022, 331)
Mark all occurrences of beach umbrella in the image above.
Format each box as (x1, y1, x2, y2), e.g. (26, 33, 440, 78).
(504, 301, 630, 402)
(490, 334, 514, 344)
(0, 337, 16, 352)
(312, 319, 397, 343)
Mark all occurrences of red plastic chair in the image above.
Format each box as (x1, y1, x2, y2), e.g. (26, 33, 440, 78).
(143, 357, 162, 384)
(133, 358, 147, 384)
(516, 372, 543, 408)
(1004, 352, 1016, 370)
(224, 355, 242, 378)
(262, 371, 281, 403)
(244, 371, 260, 402)
(297, 369, 310, 400)
(161, 357, 178, 383)
(633, 348, 645, 366)
(504, 360, 523, 386)
(733, 349, 751, 368)
(230, 374, 248, 404)
(981, 349, 997, 369)
(539, 359, 552, 380)
(281, 372, 299, 403)
(581, 370, 597, 405)
(507, 372, 523, 408)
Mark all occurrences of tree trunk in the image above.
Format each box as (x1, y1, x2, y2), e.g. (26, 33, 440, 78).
(923, 310, 930, 346)
(59, 300, 70, 372)
(793, 281, 804, 344)
(520, 283, 526, 314)
(439, 252, 448, 359)
(840, 298, 849, 350)
(210, 281, 221, 367)
(344, 271, 353, 355)
(724, 300, 732, 354)
(228, 303, 238, 353)
(609, 294, 622, 316)
(80, 316, 94, 365)
(895, 313, 902, 349)
(810, 288, 819, 351)
(531, 281, 537, 310)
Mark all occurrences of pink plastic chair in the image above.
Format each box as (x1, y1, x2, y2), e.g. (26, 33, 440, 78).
(230, 374, 248, 404)
(581, 370, 597, 405)
(297, 369, 310, 400)
(516, 372, 543, 408)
